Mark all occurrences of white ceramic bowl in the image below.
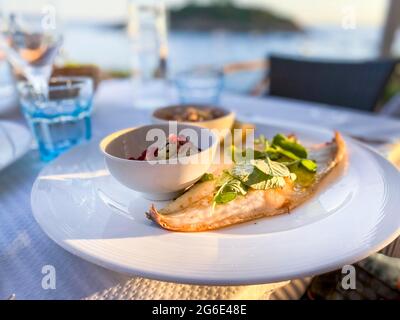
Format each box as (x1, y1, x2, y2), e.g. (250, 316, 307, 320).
(100, 123, 218, 200)
(152, 105, 235, 140)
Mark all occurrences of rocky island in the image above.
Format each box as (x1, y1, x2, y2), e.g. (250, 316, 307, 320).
(169, 2, 301, 32)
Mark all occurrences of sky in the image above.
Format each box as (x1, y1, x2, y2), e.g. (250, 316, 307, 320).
(235, 0, 388, 26)
(5, 0, 389, 27)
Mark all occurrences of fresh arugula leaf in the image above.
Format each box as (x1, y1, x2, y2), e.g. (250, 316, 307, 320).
(272, 134, 308, 159)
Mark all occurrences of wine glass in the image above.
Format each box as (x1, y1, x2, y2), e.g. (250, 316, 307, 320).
(0, 1, 62, 99)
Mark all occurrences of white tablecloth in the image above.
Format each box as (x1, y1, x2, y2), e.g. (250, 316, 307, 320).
(1, 80, 400, 300)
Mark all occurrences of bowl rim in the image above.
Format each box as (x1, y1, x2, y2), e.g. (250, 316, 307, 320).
(99, 123, 219, 164)
(152, 104, 235, 124)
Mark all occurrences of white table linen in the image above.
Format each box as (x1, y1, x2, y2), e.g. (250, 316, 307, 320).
(1, 80, 400, 300)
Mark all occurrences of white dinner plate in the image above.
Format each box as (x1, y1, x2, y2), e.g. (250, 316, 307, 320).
(0, 121, 31, 172)
(31, 121, 400, 285)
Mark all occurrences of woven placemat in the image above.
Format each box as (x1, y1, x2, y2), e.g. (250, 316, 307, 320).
(85, 279, 291, 300)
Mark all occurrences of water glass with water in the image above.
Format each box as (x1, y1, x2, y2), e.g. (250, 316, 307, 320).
(127, 0, 169, 108)
(175, 67, 224, 105)
(18, 77, 93, 161)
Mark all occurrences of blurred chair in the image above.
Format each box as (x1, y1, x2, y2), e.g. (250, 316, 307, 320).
(268, 55, 398, 112)
(223, 55, 399, 113)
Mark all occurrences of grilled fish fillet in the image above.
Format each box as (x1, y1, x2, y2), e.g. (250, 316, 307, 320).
(146, 132, 347, 232)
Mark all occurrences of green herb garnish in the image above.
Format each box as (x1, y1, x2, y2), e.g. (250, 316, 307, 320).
(213, 171, 247, 205)
(213, 158, 297, 207)
(256, 134, 317, 173)
(212, 133, 318, 207)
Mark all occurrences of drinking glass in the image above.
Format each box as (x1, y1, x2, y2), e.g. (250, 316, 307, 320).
(175, 67, 224, 105)
(0, 1, 62, 98)
(127, 0, 169, 108)
(18, 77, 93, 161)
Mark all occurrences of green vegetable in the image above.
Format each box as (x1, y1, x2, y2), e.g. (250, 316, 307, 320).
(213, 172, 247, 205)
(214, 191, 237, 204)
(245, 148, 266, 160)
(213, 133, 317, 206)
(246, 158, 296, 189)
(300, 159, 318, 172)
(199, 173, 214, 182)
(214, 158, 296, 205)
(273, 145, 301, 161)
(256, 176, 286, 189)
(230, 162, 255, 181)
(272, 134, 308, 159)
(256, 158, 291, 177)
(215, 171, 235, 187)
(231, 162, 271, 189)
(269, 135, 317, 173)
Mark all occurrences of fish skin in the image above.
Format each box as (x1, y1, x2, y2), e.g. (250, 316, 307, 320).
(146, 132, 347, 232)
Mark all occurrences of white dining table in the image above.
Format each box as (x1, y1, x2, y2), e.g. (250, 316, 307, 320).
(1, 79, 400, 300)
